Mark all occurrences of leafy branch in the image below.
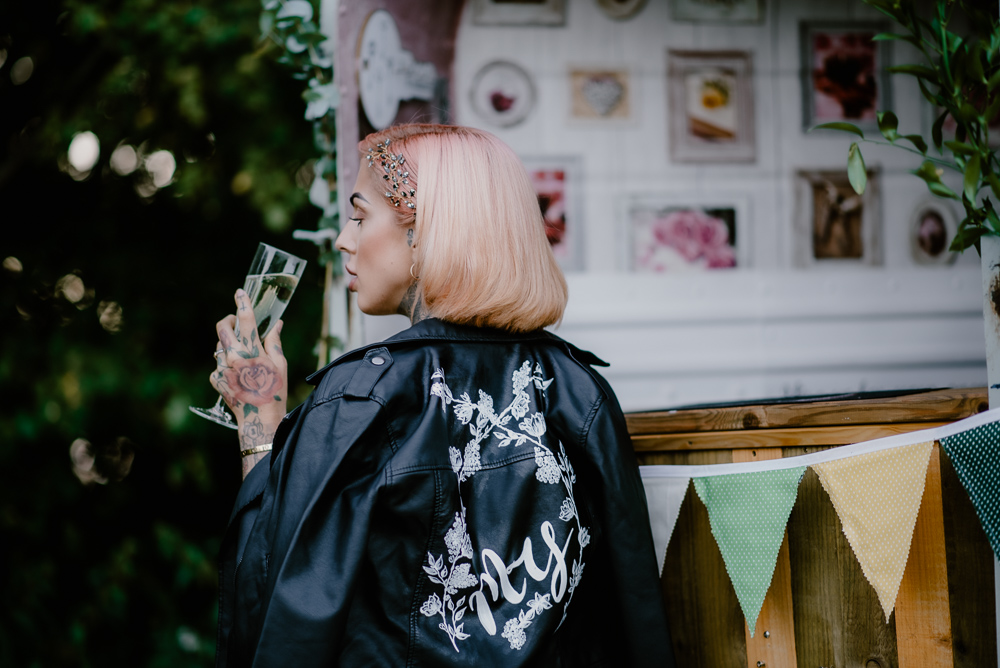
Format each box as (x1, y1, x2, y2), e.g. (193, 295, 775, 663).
(258, 0, 339, 265)
(811, 0, 1000, 253)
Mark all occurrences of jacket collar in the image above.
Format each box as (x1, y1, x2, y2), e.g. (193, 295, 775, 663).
(306, 318, 607, 386)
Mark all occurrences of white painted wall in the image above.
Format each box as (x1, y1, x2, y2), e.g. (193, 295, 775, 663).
(362, 0, 987, 412)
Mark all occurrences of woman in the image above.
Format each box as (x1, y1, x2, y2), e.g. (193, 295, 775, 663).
(211, 124, 674, 667)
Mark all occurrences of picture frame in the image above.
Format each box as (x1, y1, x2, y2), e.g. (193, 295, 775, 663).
(910, 199, 958, 265)
(800, 22, 891, 133)
(669, 0, 763, 23)
(793, 169, 882, 267)
(470, 0, 566, 26)
(570, 68, 632, 120)
(668, 50, 755, 163)
(470, 61, 537, 128)
(930, 105, 1000, 150)
(596, 0, 648, 21)
(623, 193, 750, 272)
(522, 156, 585, 271)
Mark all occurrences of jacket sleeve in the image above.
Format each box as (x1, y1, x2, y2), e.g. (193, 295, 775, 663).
(584, 387, 677, 668)
(239, 395, 390, 667)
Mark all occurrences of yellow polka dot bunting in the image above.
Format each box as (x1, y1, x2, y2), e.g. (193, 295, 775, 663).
(941, 423, 1000, 560)
(812, 441, 934, 622)
(693, 467, 806, 637)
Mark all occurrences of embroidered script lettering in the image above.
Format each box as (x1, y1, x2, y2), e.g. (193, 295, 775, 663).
(421, 361, 590, 652)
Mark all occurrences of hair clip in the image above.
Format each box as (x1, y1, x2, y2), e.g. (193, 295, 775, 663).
(366, 139, 416, 211)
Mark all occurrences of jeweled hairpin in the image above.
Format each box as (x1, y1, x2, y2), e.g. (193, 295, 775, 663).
(366, 138, 416, 211)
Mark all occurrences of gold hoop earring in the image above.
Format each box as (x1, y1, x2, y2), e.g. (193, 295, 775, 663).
(409, 264, 418, 281)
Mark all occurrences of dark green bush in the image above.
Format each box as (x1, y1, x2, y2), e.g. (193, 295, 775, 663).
(1, 0, 322, 664)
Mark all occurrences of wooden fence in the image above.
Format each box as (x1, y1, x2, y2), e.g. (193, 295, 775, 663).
(628, 388, 997, 668)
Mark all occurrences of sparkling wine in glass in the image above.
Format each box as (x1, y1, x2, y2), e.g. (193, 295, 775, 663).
(189, 243, 307, 429)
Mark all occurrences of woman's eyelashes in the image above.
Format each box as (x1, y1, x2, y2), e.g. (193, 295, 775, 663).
(348, 217, 362, 225)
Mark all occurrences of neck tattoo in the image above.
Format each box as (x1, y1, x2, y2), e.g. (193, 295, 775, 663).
(398, 282, 426, 325)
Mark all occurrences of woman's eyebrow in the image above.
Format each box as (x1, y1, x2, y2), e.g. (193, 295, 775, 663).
(349, 192, 369, 208)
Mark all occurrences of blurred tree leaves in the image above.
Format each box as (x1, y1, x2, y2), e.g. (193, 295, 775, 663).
(0, 0, 322, 664)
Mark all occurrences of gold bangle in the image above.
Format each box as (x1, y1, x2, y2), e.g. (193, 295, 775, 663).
(240, 443, 272, 457)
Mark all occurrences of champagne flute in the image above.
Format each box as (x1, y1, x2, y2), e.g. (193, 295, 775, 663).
(189, 243, 307, 429)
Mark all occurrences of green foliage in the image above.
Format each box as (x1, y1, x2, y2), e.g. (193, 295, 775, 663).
(848, 142, 868, 195)
(259, 0, 340, 266)
(0, 0, 324, 664)
(809, 0, 1000, 254)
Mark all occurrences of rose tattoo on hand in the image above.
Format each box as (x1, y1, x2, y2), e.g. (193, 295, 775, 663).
(217, 357, 284, 407)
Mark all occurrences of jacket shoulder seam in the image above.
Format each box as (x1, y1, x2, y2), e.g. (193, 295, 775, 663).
(578, 394, 606, 446)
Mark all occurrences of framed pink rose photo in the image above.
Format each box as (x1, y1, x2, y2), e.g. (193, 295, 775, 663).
(800, 22, 891, 132)
(625, 195, 749, 272)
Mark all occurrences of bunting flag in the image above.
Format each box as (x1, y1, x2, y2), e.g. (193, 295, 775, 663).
(640, 408, 1000, 634)
(693, 466, 806, 637)
(941, 421, 1000, 560)
(812, 440, 934, 621)
(640, 476, 689, 576)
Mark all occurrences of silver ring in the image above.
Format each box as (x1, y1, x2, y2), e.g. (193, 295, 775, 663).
(213, 350, 225, 360)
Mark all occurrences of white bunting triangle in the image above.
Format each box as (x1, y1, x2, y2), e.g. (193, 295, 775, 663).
(640, 475, 689, 576)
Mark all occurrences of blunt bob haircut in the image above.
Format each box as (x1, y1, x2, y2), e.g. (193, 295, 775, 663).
(358, 124, 568, 333)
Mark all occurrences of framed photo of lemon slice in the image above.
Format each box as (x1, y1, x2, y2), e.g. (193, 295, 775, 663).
(668, 51, 755, 163)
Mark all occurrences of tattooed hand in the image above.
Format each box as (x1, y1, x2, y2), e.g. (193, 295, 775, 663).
(209, 289, 288, 475)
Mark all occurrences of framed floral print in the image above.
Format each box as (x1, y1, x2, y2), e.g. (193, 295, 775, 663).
(625, 194, 749, 272)
(668, 51, 755, 163)
(800, 22, 891, 132)
(522, 156, 585, 271)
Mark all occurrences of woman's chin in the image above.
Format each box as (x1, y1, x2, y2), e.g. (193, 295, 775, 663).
(356, 298, 397, 317)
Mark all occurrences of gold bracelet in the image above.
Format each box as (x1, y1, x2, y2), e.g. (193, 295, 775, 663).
(240, 443, 273, 457)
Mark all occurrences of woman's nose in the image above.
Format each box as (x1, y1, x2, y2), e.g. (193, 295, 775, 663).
(335, 224, 355, 253)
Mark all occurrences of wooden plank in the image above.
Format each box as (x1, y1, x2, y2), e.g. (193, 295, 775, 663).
(940, 448, 999, 668)
(785, 450, 898, 668)
(733, 448, 797, 668)
(896, 443, 954, 668)
(633, 423, 951, 453)
(660, 450, 747, 668)
(626, 388, 987, 435)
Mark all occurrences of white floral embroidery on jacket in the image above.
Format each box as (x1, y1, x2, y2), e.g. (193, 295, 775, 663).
(421, 361, 589, 652)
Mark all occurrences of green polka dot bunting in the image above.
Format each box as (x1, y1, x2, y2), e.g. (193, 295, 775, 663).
(693, 466, 807, 637)
(941, 422, 1000, 560)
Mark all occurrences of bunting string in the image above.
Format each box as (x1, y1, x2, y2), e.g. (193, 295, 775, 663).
(639, 407, 1000, 633)
(640, 406, 1000, 480)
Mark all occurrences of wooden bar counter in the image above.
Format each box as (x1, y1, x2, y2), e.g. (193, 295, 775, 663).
(627, 388, 997, 668)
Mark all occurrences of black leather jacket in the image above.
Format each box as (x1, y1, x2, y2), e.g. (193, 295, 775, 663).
(217, 319, 675, 667)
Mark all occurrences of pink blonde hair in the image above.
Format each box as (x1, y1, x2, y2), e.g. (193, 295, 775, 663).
(358, 124, 568, 332)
